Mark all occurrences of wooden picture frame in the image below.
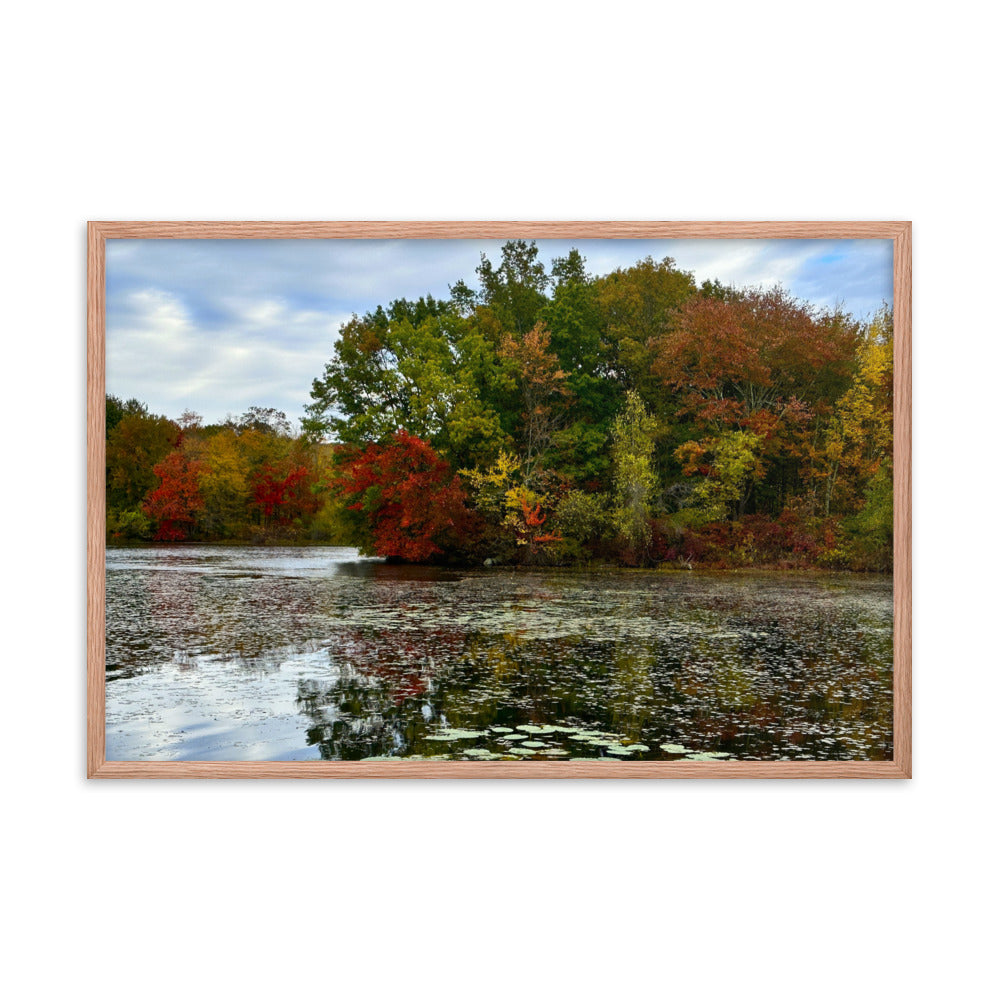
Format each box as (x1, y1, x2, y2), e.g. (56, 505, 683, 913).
(88, 221, 911, 778)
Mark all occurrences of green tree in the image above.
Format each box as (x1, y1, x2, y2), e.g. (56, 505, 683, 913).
(610, 391, 658, 560)
(304, 300, 508, 469)
(475, 240, 550, 334)
(540, 249, 619, 483)
(105, 395, 148, 436)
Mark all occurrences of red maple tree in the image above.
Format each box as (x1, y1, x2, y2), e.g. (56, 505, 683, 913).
(251, 464, 318, 525)
(142, 451, 204, 541)
(333, 431, 476, 561)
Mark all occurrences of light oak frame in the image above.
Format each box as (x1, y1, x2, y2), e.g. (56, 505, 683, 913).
(87, 221, 912, 778)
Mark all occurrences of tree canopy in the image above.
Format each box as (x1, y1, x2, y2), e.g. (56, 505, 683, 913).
(108, 242, 893, 571)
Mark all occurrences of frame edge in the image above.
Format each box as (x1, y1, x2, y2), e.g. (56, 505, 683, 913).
(87, 223, 107, 778)
(88, 221, 912, 780)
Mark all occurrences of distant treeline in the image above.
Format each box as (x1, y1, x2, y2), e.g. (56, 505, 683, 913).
(106, 242, 893, 570)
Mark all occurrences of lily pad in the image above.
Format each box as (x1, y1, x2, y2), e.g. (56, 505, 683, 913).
(489, 726, 514, 734)
(541, 748, 570, 756)
(425, 728, 486, 742)
(660, 743, 688, 754)
(509, 747, 537, 755)
(516, 724, 557, 735)
(522, 740, 548, 748)
(499, 732, 529, 741)
(463, 748, 499, 758)
(626, 744, 650, 753)
(605, 745, 635, 756)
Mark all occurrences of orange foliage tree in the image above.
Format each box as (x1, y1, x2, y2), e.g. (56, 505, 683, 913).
(498, 321, 569, 485)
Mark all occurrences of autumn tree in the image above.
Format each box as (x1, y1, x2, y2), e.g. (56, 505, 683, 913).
(251, 463, 319, 529)
(594, 256, 697, 399)
(189, 427, 250, 538)
(142, 451, 204, 541)
(819, 306, 893, 515)
(106, 405, 180, 514)
(332, 431, 476, 562)
(498, 322, 569, 485)
(652, 287, 856, 515)
(676, 430, 765, 522)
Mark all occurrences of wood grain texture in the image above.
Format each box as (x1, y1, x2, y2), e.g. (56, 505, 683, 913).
(89, 760, 909, 779)
(86, 220, 913, 779)
(89, 221, 908, 241)
(87, 223, 106, 777)
(893, 223, 913, 777)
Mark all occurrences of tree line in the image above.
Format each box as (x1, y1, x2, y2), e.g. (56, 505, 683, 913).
(106, 241, 893, 570)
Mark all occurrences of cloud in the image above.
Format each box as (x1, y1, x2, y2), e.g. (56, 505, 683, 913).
(105, 237, 893, 426)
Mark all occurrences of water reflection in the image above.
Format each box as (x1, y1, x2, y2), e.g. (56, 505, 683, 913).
(106, 546, 893, 761)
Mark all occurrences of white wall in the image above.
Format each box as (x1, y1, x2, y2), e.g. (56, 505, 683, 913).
(3, 2, 995, 997)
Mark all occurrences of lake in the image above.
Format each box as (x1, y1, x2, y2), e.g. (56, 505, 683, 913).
(105, 546, 894, 762)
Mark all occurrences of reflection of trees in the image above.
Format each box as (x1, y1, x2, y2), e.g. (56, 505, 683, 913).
(296, 626, 459, 759)
(294, 628, 660, 759)
(297, 669, 428, 760)
(607, 647, 655, 740)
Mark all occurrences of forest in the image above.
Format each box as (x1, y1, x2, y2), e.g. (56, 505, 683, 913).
(105, 241, 893, 571)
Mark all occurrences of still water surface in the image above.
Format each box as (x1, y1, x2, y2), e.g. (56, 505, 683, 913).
(106, 546, 893, 762)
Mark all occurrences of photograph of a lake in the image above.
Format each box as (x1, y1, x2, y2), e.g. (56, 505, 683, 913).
(104, 235, 897, 766)
(106, 546, 893, 762)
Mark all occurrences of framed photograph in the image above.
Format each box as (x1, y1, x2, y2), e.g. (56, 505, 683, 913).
(88, 221, 911, 778)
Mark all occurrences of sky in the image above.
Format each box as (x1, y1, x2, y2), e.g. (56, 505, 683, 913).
(106, 238, 893, 429)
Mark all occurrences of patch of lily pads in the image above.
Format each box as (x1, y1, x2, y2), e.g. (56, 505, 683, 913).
(409, 720, 719, 761)
(424, 728, 487, 742)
